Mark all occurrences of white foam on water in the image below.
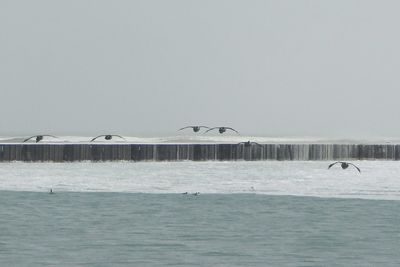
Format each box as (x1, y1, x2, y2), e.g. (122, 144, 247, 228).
(0, 161, 399, 200)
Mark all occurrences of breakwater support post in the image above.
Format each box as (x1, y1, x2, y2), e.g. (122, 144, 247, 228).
(0, 143, 399, 162)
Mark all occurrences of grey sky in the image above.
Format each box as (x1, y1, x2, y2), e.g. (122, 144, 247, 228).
(1, 0, 399, 137)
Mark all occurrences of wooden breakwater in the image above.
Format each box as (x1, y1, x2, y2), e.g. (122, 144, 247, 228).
(0, 143, 400, 162)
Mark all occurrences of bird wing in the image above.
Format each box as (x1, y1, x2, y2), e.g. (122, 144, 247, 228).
(90, 135, 106, 142)
(328, 161, 340, 169)
(42, 135, 58, 139)
(112, 135, 126, 140)
(203, 127, 219, 134)
(23, 136, 36, 142)
(225, 127, 240, 134)
(178, 126, 193, 131)
(348, 163, 361, 173)
(199, 126, 210, 129)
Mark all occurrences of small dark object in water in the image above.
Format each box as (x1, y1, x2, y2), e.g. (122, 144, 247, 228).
(237, 141, 262, 147)
(49, 189, 54, 194)
(90, 135, 126, 142)
(178, 126, 210, 133)
(328, 161, 361, 173)
(192, 192, 200, 196)
(204, 127, 239, 135)
(23, 135, 58, 143)
(182, 192, 188, 195)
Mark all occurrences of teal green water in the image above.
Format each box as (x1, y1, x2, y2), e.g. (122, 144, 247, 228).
(0, 192, 399, 266)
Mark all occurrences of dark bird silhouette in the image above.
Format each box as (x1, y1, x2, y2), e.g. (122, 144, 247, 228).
(49, 189, 54, 194)
(23, 135, 58, 143)
(90, 135, 126, 142)
(328, 161, 361, 173)
(178, 126, 210, 133)
(204, 127, 240, 134)
(237, 141, 262, 147)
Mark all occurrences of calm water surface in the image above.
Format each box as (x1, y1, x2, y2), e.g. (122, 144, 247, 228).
(0, 192, 399, 266)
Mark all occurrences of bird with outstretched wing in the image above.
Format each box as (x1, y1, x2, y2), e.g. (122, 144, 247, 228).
(178, 126, 210, 132)
(204, 127, 240, 135)
(328, 161, 361, 173)
(23, 135, 58, 143)
(90, 135, 126, 142)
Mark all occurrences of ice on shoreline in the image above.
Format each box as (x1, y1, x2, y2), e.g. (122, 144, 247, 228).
(0, 135, 399, 144)
(0, 161, 399, 201)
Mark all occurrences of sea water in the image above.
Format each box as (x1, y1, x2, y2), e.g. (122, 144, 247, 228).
(0, 161, 399, 266)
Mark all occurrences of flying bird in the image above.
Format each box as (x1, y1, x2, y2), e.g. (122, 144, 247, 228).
(178, 126, 210, 133)
(237, 141, 262, 147)
(204, 127, 240, 134)
(23, 135, 58, 143)
(328, 161, 361, 173)
(90, 135, 126, 142)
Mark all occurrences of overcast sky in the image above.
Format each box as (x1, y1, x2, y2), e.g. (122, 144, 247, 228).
(1, 0, 399, 137)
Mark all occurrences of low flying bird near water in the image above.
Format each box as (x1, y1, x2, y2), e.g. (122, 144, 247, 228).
(237, 141, 262, 147)
(23, 135, 58, 143)
(204, 127, 240, 135)
(178, 126, 210, 132)
(90, 135, 126, 142)
(328, 161, 361, 173)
